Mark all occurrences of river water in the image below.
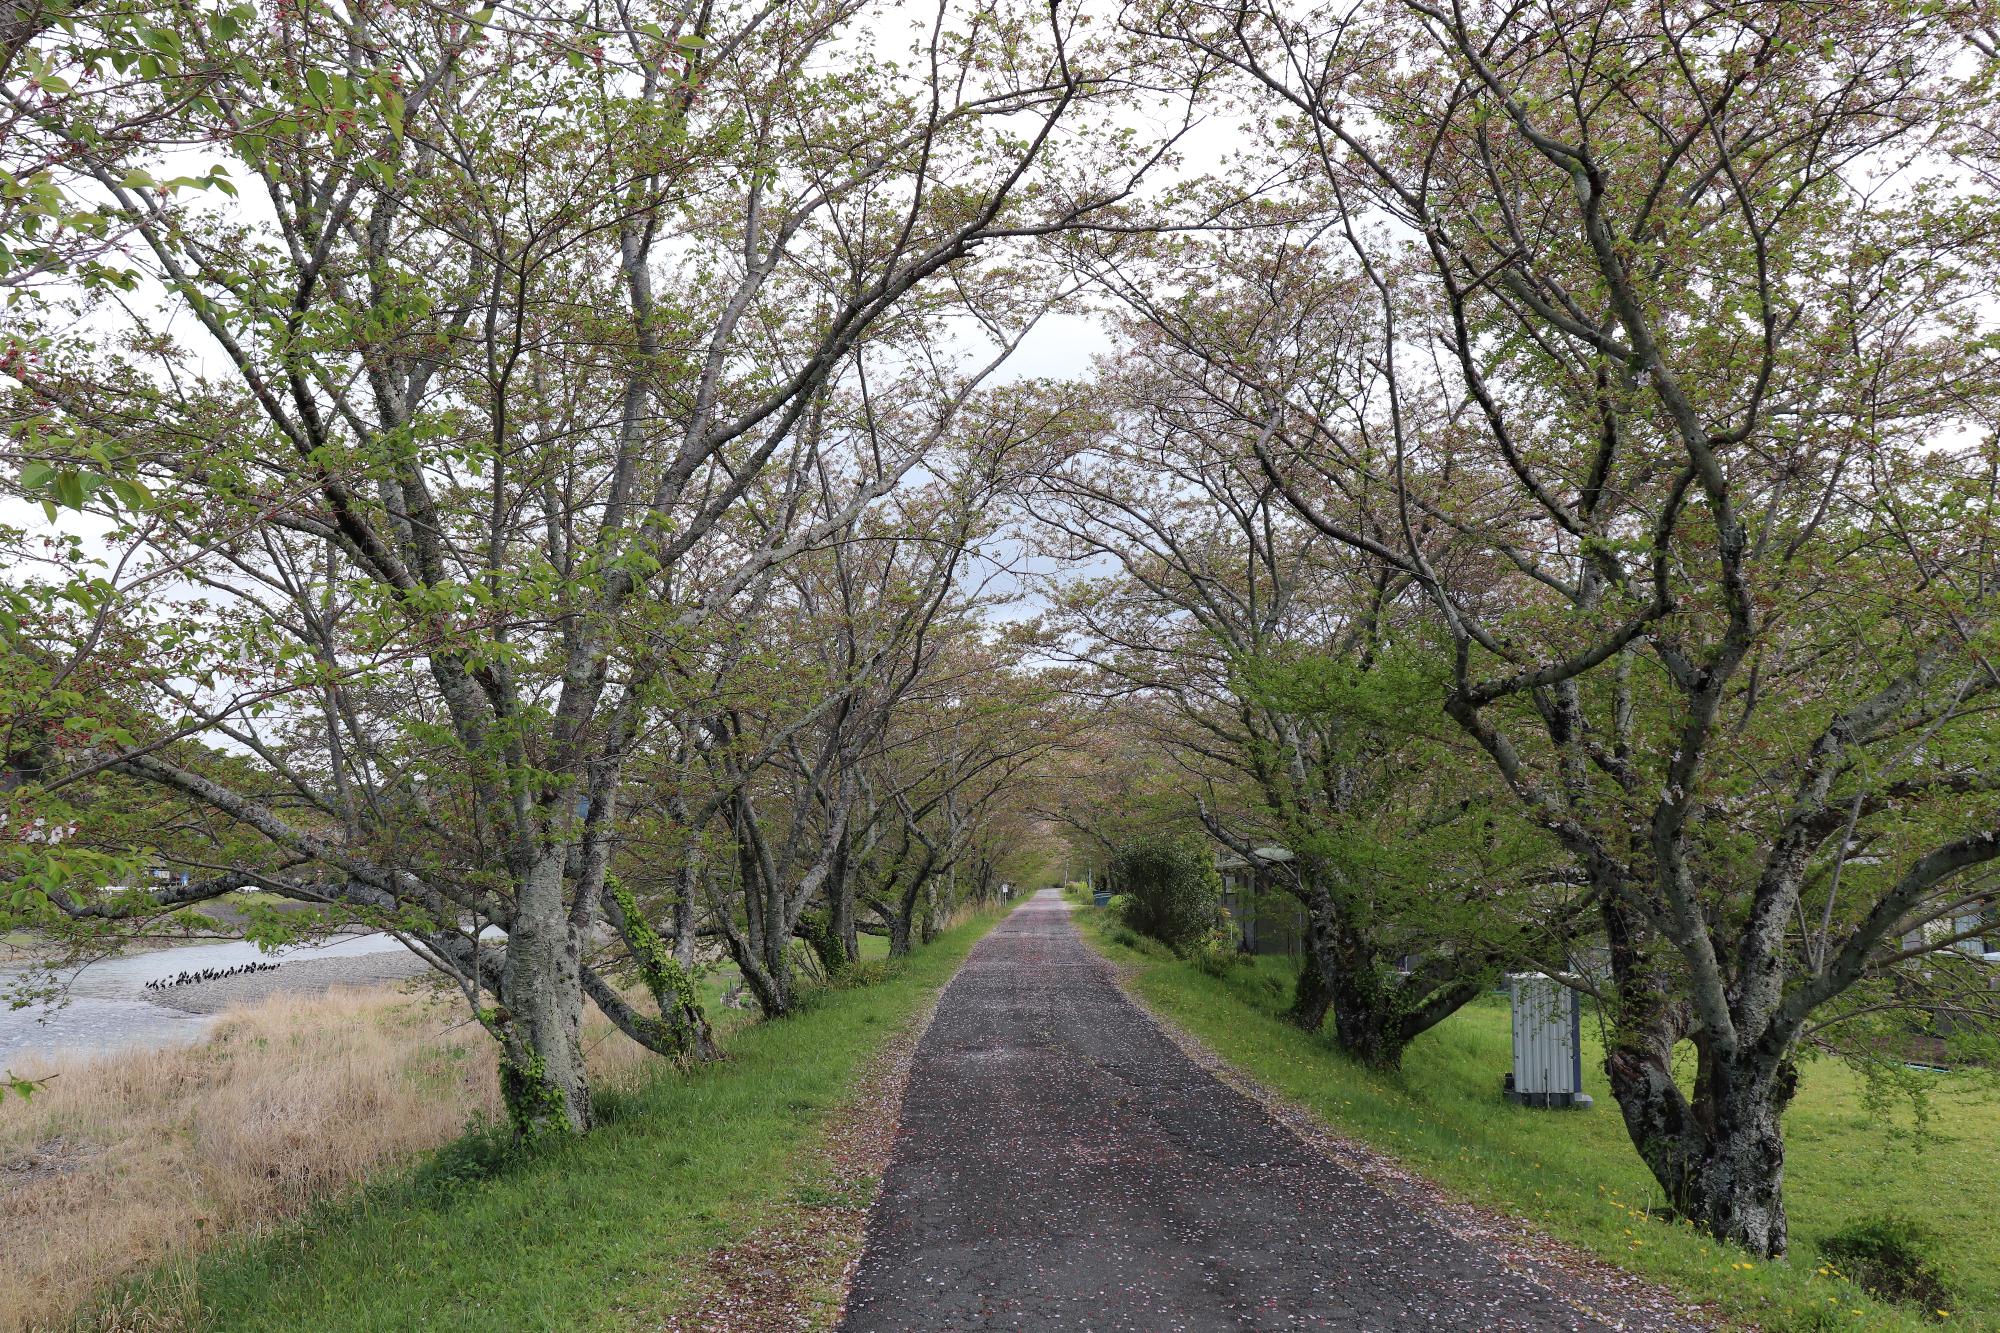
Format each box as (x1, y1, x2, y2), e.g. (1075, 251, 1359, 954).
(0, 933, 415, 1066)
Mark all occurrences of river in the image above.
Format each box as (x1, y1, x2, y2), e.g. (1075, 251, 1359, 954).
(0, 933, 418, 1066)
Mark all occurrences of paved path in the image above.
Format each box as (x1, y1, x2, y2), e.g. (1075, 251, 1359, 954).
(841, 892, 1665, 1331)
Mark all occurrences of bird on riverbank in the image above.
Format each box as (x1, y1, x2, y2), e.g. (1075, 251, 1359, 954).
(143, 961, 281, 992)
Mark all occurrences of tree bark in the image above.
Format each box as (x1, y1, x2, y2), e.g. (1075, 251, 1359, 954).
(603, 876, 718, 1063)
(1286, 960, 1333, 1031)
(1596, 895, 1794, 1256)
(1695, 1061, 1794, 1257)
(833, 862, 859, 964)
(1604, 1036, 1793, 1255)
(886, 859, 935, 958)
(1298, 878, 1408, 1069)
(496, 849, 592, 1135)
(887, 912, 914, 958)
(1327, 973, 1406, 1070)
(732, 942, 794, 1016)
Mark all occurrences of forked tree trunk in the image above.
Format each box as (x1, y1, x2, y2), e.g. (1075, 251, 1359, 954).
(1598, 898, 1794, 1257)
(720, 800, 800, 1017)
(733, 946, 796, 1016)
(1605, 1034, 1794, 1255)
(1286, 876, 1487, 1072)
(721, 881, 797, 1016)
(1297, 880, 1408, 1070)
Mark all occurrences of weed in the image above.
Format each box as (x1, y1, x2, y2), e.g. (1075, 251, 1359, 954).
(1818, 1214, 1954, 1317)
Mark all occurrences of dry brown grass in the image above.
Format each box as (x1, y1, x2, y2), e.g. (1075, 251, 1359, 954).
(0, 984, 649, 1332)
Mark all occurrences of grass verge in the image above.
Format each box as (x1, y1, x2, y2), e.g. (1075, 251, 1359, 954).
(3, 986, 549, 1330)
(100, 907, 1006, 1332)
(1074, 907, 1999, 1333)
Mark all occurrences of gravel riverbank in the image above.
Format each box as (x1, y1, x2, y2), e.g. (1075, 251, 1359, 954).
(146, 950, 435, 1016)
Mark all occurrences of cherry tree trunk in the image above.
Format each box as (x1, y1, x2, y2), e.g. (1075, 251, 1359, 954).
(497, 850, 592, 1135)
(1296, 881, 1411, 1070)
(1599, 900, 1794, 1258)
(1605, 1042, 1793, 1256)
(1286, 961, 1333, 1031)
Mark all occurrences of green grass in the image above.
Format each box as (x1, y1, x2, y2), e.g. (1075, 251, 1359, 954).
(1077, 911, 2000, 1332)
(688, 928, 894, 1037)
(120, 907, 1009, 1332)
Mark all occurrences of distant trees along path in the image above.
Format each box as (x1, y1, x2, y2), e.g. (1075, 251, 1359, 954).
(2, 0, 1997, 1279)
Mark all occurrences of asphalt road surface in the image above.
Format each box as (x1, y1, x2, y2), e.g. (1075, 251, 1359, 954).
(840, 891, 1670, 1331)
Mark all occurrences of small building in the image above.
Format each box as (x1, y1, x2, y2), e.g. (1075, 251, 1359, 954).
(1503, 972, 1592, 1109)
(1952, 913, 1989, 957)
(1217, 845, 1306, 958)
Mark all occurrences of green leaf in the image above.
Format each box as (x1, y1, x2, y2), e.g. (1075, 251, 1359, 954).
(106, 477, 151, 513)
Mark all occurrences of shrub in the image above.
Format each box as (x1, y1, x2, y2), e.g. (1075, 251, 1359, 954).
(1818, 1213, 1954, 1316)
(1110, 836, 1223, 954)
(833, 959, 895, 989)
(1191, 946, 1248, 979)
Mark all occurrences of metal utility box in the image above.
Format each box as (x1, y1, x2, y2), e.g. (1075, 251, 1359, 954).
(1503, 973, 1593, 1109)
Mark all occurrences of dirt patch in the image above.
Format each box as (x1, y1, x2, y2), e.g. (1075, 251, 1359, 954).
(657, 984, 953, 1332)
(0, 1136, 100, 1194)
